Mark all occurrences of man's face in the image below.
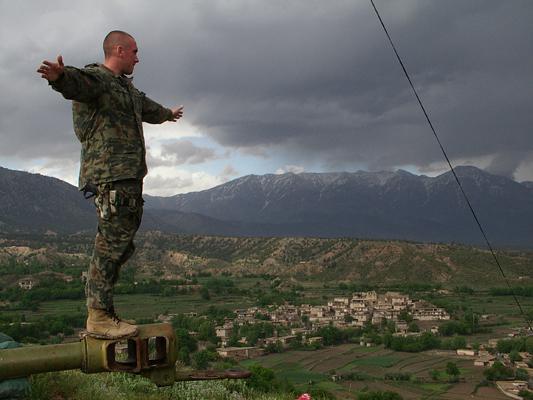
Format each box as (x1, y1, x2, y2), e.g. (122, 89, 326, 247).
(119, 37, 139, 75)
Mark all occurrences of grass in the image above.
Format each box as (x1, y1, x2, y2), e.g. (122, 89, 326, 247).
(418, 382, 452, 392)
(273, 363, 327, 385)
(339, 355, 403, 370)
(435, 293, 533, 316)
(28, 370, 296, 400)
(243, 343, 506, 400)
(242, 359, 347, 397)
(15, 293, 255, 322)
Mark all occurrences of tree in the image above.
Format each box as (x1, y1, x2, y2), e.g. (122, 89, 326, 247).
(175, 328, 198, 354)
(510, 350, 523, 362)
(247, 365, 279, 393)
(497, 338, 525, 353)
(245, 330, 259, 346)
(445, 362, 460, 382)
(265, 341, 283, 354)
(429, 369, 440, 381)
(441, 336, 467, 350)
(518, 390, 533, 400)
(515, 368, 529, 381)
(192, 350, 217, 370)
(527, 309, 533, 323)
(407, 322, 420, 332)
(200, 286, 210, 300)
(398, 310, 413, 323)
(177, 347, 190, 365)
(526, 337, 533, 354)
(197, 321, 217, 344)
(439, 321, 469, 336)
(484, 361, 514, 381)
(316, 326, 345, 346)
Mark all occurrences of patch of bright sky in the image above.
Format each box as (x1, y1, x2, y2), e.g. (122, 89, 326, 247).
(143, 119, 202, 142)
(144, 134, 307, 196)
(26, 157, 80, 187)
(1, 157, 26, 173)
(414, 155, 495, 178)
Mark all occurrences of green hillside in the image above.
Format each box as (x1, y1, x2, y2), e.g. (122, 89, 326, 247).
(2, 232, 533, 288)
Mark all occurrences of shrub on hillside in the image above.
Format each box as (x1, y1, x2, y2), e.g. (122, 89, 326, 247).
(483, 361, 514, 381)
(383, 332, 440, 352)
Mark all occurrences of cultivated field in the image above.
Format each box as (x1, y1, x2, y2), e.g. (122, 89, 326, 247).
(243, 343, 511, 399)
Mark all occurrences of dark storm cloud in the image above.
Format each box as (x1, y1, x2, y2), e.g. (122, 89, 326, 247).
(2, 0, 532, 179)
(135, 0, 532, 177)
(0, 1, 104, 163)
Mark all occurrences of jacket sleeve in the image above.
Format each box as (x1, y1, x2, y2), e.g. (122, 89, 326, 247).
(141, 94, 173, 124)
(50, 66, 107, 103)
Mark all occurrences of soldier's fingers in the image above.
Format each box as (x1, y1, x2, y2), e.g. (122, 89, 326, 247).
(58, 55, 64, 67)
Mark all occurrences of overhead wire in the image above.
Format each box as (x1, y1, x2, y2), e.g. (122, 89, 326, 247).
(369, 0, 532, 331)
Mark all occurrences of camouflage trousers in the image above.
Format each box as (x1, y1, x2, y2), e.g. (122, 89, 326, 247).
(86, 179, 143, 310)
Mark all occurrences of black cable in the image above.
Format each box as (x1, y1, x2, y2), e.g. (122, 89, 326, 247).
(370, 0, 532, 331)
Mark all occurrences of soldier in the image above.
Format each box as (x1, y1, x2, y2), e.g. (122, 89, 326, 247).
(37, 30, 184, 339)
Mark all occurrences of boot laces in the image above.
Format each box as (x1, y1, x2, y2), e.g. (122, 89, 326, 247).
(108, 309, 122, 324)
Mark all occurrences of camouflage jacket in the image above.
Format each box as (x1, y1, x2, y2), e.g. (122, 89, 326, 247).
(50, 63, 173, 189)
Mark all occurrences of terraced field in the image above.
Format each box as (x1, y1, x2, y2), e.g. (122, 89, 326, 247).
(244, 344, 510, 399)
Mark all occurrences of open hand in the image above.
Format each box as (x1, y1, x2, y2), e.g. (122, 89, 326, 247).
(37, 55, 65, 82)
(170, 105, 184, 121)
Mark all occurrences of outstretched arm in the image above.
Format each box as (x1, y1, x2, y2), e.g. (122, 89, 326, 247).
(142, 95, 185, 124)
(37, 57, 105, 102)
(37, 55, 65, 82)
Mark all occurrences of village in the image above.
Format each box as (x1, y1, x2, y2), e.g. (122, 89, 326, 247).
(205, 291, 533, 399)
(212, 291, 450, 359)
(7, 263, 533, 398)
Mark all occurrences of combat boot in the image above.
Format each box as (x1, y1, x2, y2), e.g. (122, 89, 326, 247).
(109, 306, 136, 325)
(86, 308, 138, 339)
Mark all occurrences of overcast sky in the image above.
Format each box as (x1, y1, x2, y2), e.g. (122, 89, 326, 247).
(1, 0, 532, 195)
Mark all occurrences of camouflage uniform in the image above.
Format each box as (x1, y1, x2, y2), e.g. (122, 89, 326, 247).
(50, 63, 172, 310)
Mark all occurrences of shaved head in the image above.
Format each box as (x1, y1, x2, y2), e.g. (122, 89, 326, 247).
(103, 30, 134, 59)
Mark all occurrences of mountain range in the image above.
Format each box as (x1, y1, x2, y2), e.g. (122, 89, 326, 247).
(1, 165, 533, 248)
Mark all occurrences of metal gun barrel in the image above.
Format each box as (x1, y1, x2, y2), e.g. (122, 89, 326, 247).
(0, 342, 83, 380)
(0, 324, 251, 386)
